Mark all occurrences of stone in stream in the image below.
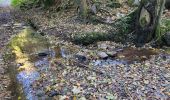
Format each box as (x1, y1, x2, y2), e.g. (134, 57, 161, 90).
(97, 51, 108, 59)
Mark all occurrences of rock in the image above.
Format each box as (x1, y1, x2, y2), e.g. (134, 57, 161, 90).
(75, 53, 87, 62)
(97, 51, 108, 59)
(106, 51, 117, 57)
(144, 80, 149, 84)
(164, 32, 170, 46)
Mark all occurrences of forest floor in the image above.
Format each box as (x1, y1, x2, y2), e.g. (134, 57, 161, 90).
(0, 5, 170, 100)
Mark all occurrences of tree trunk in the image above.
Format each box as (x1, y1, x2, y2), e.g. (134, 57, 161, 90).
(136, 0, 165, 45)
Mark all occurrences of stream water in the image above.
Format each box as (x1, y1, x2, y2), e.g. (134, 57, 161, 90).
(5, 43, 170, 100)
(14, 46, 170, 99)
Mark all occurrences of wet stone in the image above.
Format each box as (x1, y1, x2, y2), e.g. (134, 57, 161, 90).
(97, 51, 108, 59)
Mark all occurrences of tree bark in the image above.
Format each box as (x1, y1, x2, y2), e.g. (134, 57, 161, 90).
(136, 0, 165, 45)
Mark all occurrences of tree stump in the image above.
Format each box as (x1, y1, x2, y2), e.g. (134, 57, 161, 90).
(136, 0, 165, 45)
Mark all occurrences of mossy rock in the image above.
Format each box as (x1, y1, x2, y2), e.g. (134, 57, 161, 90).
(8, 28, 50, 55)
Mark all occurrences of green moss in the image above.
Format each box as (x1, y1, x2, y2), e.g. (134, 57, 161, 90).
(73, 32, 109, 45)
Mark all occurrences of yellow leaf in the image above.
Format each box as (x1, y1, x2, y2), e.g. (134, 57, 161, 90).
(73, 95, 77, 100)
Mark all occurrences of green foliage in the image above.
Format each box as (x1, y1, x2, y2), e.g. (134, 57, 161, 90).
(72, 13, 134, 45)
(11, 0, 26, 7)
(115, 16, 132, 34)
(11, 0, 55, 9)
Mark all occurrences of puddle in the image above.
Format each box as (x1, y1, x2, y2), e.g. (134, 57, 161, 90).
(116, 47, 158, 63)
